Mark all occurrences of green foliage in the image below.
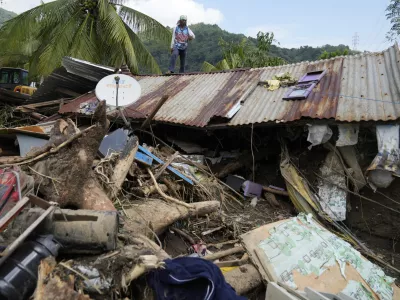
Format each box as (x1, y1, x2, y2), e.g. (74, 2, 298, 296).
(202, 31, 286, 72)
(144, 23, 354, 73)
(319, 48, 350, 59)
(386, 0, 400, 41)
(0, 0, 171, 76)
(0, 8, 17, 27)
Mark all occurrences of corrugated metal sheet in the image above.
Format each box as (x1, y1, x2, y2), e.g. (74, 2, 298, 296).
(123, 69, 262, 127)
(30, 67, 98, 103)
(62, 57, 114, 82)
(336, 45, 400, 122)
(230, 44, 400, 126)
(59, 44, 400, 127)
(230, 57, 344, 125)
(31, 58, 114, 103)
(59, 92, 97, 114)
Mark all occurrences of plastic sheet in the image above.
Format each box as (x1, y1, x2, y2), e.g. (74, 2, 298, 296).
(336, 124, 359, 147)
(307, 124, 332, 149)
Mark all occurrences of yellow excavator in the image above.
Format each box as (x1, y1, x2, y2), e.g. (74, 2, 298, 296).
(0, 68, 37, 96)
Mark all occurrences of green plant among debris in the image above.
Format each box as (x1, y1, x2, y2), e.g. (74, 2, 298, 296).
(0, 0, 171, 76)
(0, 105, 33, 128)
(272, 72, 297, 87)
(319, 49, 349, 60)
(201, 32, 286, 72)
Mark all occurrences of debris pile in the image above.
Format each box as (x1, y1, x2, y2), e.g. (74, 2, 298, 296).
(0, 61, 398, 300)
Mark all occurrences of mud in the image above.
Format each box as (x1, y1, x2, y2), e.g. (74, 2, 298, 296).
(30, 101, 109, 208)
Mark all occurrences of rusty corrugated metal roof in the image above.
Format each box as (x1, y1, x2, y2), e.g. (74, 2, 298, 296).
(229, 57, 344, 125)
(59, 44, 400, 127)
(122, 69, 262, 127)
(230, 44, 400, 126)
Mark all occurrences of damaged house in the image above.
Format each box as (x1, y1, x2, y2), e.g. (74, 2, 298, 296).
(0, 45, 400, 299)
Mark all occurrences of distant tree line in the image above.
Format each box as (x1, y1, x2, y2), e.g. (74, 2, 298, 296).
(143, 23, 355, 73)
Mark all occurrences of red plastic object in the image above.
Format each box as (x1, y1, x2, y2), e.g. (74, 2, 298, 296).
(0, 170, 19, 218)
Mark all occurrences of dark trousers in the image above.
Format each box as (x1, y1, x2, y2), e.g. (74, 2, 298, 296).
(169, 48, 187, 73)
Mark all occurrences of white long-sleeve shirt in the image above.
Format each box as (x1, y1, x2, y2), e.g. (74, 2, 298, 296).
(171, 26, 195, 50)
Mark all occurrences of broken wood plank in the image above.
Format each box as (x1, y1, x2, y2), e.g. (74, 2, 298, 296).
(0, 196, 30, 231)
(154, 151, 179, 181)
(111, 135, 139, 192)
(138, 145, 193, 185)
(203, 246, 245, 261)
(263, 186, 289, 197)
(201, 226, 224, 236)
(214, 253, 249, 268)
(141, 95, 169, 129)
(0, 205, 56, 265)
(17, 99, 72, 111)
(135, 152, 153, 167)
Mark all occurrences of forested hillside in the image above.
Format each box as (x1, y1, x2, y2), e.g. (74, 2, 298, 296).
(0, 8, 16, 26)
(144, 23, 353, 73)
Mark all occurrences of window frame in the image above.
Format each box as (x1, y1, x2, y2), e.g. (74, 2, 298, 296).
(283, 82, 317, 100)
(282, 69, 326, 101)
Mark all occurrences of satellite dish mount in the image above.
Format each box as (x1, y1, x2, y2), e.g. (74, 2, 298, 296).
(95, 74, 142, 129)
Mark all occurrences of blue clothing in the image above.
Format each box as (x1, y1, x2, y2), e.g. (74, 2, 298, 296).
(169, 48, 187, 73)
(171, 26, 195, 50)
(147, 257, 246, 300)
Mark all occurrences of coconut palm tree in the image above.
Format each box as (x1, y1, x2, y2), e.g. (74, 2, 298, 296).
(0, 0, 171, 75)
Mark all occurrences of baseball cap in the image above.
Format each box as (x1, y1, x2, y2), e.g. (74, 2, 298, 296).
(180, 15, 187, 21)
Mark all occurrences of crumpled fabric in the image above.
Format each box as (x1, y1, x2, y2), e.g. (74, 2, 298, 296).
(336, 124, 359, 147)
(367, 125, 400, 189)
(307, 124, 332, 149)
(147, 257, 245, 300)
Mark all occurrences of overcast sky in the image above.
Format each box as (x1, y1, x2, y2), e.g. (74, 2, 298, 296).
(0, 0, 394, 51)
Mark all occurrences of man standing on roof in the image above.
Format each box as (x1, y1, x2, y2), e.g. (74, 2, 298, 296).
(167, 15, 195, 74)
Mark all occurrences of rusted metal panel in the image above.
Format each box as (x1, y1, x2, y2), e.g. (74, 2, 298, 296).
(123, 76, 192, 119)
(59, 92, 97, 114)
(123, 70, 256, 127)
(230, 44, 400, 126)
(230, 58, 343, 125)
(59, 45, 400, 127)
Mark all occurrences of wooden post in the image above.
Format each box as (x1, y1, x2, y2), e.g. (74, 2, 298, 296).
(141, 95, 169, 129)
(111, 135, 139, 192)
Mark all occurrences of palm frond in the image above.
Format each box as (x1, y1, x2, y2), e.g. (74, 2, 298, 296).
(201, 61, 218, 72)
(215, 59, 231, 70)
(124, 24, 161, 74)
(69, 15, 100, 63)
(0, 0, 78, 48)
(118, 5, 171, 46)
(36, 11, 83, 75)
(98, 0, 138, 72)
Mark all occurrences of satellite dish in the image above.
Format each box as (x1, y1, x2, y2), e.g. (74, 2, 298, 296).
(95, 74, 141, 107)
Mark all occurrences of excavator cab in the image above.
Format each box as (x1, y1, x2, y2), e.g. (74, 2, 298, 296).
(0, 68, 36, 96)
(0, 68, 29, 90)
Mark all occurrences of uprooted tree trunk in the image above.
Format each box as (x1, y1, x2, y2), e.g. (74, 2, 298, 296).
(29, 101, 115, 210)
(124, 199, 220, 235)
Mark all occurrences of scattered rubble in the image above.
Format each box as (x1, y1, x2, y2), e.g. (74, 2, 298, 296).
(0, 58, 398, 300)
